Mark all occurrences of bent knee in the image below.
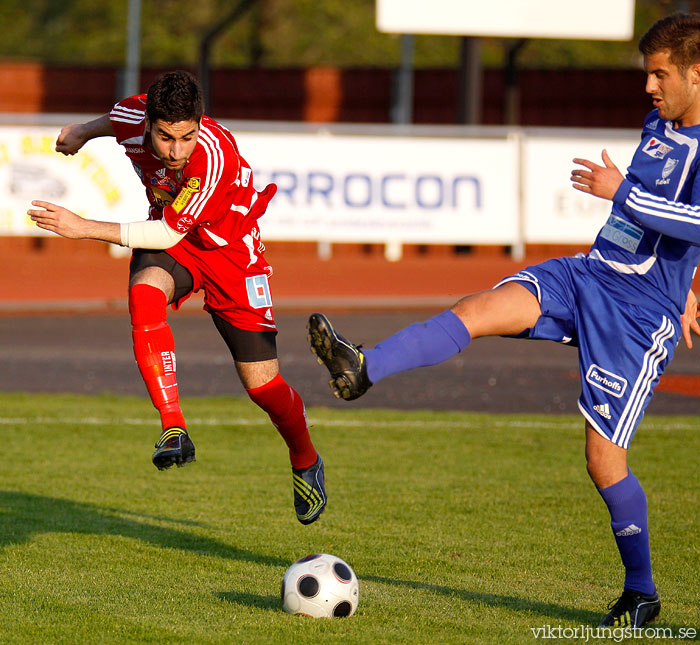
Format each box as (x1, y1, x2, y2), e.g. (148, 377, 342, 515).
(451, 282, 541, 338)
(585, 425, 628, 488)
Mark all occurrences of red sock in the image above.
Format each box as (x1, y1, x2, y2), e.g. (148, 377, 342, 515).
(129, 284, 185, 431)
(246, 373, 317, 469)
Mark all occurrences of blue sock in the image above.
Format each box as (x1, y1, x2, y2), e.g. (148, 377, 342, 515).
(597, 471, 655, 595)
(364, 310, 471, 384)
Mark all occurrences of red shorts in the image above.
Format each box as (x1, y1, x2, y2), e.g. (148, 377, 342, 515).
(164, 224, 277, 332)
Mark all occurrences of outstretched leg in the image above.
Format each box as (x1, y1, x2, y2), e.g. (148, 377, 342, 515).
(129, 263, 194, 470)
(212, 314, 326, 525)
(241, 361, 326, 525)
(240, 359, 318, 469)
(308, 281, 541, 400)
(130, 284, 185, 430)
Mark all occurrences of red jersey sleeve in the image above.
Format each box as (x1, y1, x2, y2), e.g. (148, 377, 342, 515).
(109, 95, 148, 144)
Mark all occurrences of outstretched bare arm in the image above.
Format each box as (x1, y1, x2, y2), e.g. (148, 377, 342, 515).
(55, 114, 115, 156)
(28, 200, 122, 243)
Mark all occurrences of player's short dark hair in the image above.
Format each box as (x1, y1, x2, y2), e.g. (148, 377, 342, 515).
(639, 12, 700, 72)
(146, 70, 204, 124)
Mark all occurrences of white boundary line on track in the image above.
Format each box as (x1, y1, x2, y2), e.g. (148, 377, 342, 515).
(0, 416, 695, 431)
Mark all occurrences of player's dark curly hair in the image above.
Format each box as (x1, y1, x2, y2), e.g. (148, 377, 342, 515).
(639, 12, 700, 72)
(146, 70, 204, 124)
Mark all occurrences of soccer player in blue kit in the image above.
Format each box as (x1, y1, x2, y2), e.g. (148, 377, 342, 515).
(308, 13, 700, 628)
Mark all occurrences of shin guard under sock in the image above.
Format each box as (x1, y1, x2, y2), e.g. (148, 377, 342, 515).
(246, 373, 317, 469)
(365, 309, 471, 384)
(597, 471, 655, 595)
(129, 284, 185, 431)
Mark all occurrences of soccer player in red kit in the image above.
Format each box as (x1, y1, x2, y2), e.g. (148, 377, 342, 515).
(28, 70, 326, 525)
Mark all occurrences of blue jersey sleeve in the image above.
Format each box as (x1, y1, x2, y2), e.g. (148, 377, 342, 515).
(613, 177, 700, 245)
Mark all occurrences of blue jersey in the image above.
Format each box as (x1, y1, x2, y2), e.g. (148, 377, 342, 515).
(496, 110, 699, 446)
(586, 110, 700, 317)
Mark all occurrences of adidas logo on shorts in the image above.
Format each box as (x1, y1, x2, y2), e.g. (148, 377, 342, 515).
(594, 403, 611, 419)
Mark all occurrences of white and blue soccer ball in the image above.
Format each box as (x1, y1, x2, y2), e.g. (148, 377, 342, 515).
(281, 553, 359, 618)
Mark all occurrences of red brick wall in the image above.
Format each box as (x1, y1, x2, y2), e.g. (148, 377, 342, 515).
(0, 62, 650, 128)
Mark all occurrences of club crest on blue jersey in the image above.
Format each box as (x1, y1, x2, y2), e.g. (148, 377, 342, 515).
(661, 157, 678, 179)
(642, 137, 673, 159)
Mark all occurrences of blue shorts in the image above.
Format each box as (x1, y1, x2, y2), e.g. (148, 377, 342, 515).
(495, 256, 680, 449)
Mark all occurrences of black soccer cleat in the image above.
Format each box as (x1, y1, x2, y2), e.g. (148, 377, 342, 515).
(307, 313, 372, 401)
(599, 589, 661, 628)
(292, 454, 327, 525)
(152, 427, 196, 470)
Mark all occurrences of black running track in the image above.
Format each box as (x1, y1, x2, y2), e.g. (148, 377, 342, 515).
(0, 311, 698, 415)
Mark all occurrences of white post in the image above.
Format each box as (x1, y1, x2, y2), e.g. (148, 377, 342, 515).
(317, 240, 332, 260)
(384, 240, 403, 262)
(510, 128, 525, 261)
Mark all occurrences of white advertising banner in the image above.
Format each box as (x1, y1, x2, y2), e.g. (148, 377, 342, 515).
(0, 123, 643, 247)
(0, 126, 147, 236)
(239, 132, 520, 244)
(523, 134, 639, 244)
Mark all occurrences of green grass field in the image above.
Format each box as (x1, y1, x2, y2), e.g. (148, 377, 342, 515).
(0, 392, 697, 644)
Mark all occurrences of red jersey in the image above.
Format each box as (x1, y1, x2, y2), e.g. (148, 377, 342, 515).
(109, 96, 276, 250)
